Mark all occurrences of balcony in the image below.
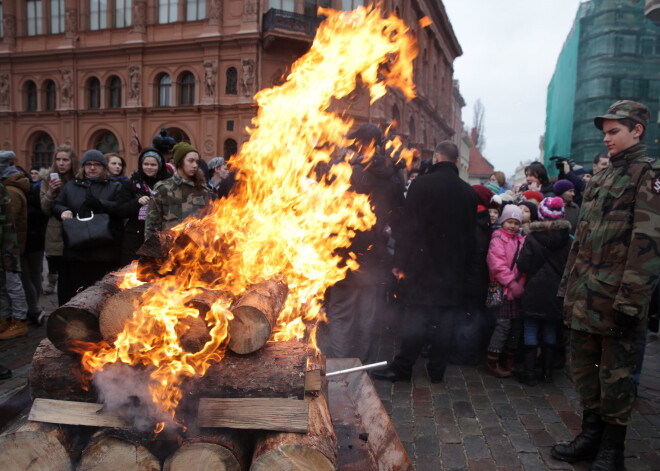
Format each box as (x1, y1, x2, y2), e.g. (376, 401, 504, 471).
(262, 9, 323, 47)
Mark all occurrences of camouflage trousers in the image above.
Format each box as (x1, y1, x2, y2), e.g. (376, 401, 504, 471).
(570, 329, 642, 426)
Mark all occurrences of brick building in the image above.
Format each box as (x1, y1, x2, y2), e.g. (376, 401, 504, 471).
(0, 1, 463, 172)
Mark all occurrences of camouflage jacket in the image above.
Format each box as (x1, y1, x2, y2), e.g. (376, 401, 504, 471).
(559, 143, 660, 336)
(144, 172, 212, 240)
(0, 183, 20, 285)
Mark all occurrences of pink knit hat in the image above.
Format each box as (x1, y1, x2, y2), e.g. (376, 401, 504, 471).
(538, 197, 565, 221)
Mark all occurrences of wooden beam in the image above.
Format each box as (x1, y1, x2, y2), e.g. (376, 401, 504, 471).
(197, 398, 308, 433)
(28, 398, 130, 428)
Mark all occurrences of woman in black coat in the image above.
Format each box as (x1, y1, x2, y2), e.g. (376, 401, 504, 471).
(52, 150, 122, 304)
(516, 197, 572, 385)
(115, 147, 170, 266)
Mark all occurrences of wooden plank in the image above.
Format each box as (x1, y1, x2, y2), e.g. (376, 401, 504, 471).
(28, 398, 130, 428)
(197, 398, 308, 433)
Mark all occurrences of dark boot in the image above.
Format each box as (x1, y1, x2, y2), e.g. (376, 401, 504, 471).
(542, 344, 554, 383)
(590, 423, 626, 471)
(517, 345, 538, 386)
(551, 409, 604, 463)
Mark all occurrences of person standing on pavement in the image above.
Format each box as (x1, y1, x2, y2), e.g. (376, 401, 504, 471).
(372, 141, 477, 383)
(552, 100, 660, 471)
(0, 181, 20, 353)
(553, 179, 579, 235)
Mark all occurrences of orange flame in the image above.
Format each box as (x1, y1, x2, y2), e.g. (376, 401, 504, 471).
(79, 5, 417, 422)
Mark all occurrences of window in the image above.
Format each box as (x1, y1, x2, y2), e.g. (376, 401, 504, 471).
(158, 74, 172, 106)
(90, 0, 107, 30)
(227, 120, 234, 131)
(25, 81, 38, 111)
(108, 76, 122, 108)
(87, 77, 101, 109)
(639, 78, 650, 99)
(50, 0, 64, 34)
(225, 67, 237, 95)
(305, 0, 330, 16)
(94, 131, 119, 153)
(187, 0, 206, 21)
(224, 139, 238, 158)
(640, 37, 654, 55)
(269, 0, 294, 12)
(342, 0, 363, 10)
(159, 0, 178, 23)
(168, 127, 190, 144)
(27, 0, 43, 36)
(115, 0, 133, 28)
(44, 80, 56, 110)
(32, 132, 54, 169)
(179, 72, 195, 105)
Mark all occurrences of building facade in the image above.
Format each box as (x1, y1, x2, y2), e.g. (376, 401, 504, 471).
(544, 0, 660, 170)
(0, 0, 463, 172)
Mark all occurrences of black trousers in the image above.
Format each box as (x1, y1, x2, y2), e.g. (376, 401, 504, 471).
(390, 304, 460, 380)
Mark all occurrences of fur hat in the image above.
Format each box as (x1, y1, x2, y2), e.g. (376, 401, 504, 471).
(0, 150, 16, 162)
(152, 127, 177, 155)
(538, 197, 565, 221)
(522, 190, 544, 205)
(553, 179, 575, 197)
(81, 149, 107, 167)
(472, 185, 501, 212)
(518, 201, 538, 222)
(172, 142, 198, 167)
(498, 204, 523, 224)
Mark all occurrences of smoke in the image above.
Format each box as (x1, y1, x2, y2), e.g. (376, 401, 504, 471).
(93, 363, 172, 432)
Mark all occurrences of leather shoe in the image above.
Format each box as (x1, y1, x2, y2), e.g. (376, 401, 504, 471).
(0, 365, 11, 380)
(371, 367, 411, 382)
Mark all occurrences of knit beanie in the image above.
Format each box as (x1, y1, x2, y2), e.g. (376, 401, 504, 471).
(498, 204, 523, 224)
(518, 201, 538, 222)
(553, 179, 575, 197)
(81, 149, 107, 167)
(485, 182, 500, 194)
(538, 197, 565, 221)
(172, 142, 198, 168)
(138, 147, 164, 169)
(0, 150, 16, 162)
(522, 190, 544, 205)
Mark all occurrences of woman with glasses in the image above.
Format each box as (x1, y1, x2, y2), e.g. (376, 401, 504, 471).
(52, 150, 122, 304)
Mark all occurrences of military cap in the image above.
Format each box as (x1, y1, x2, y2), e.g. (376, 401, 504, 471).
(594, 100, 649, 130)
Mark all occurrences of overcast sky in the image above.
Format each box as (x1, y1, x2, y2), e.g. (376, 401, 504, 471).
(442, 0, 584, 177)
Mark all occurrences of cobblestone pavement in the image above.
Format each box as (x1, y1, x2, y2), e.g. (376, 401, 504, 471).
(2, 290, 659, 470)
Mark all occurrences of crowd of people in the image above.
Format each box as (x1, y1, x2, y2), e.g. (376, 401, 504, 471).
(0, 129, 235, 369)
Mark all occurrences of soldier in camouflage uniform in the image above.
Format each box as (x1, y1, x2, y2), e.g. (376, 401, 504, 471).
(144, 142, 212, 240)
(0, 182, 19, 378)
(552, 101, 660, 471)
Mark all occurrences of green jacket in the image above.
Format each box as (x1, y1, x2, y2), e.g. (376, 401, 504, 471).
(144, 172, 212, 240)
(559, 143, 660, 336)
(0, 183, 20, 286)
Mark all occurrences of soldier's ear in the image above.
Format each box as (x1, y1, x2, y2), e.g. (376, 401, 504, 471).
(633, 123, 644, 138)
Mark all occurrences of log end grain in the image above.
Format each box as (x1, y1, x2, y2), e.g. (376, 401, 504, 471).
(77, 432, 160, 471)
(227, 306, 270, 355)
(250, 445, 335, 471)
(0, 420, 74, 471)
(163, 442, 241, 471)
(47, 311, 103, 352)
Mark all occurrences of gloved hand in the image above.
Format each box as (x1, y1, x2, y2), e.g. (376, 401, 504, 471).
(508, 281, 525, 300)
(613, 311, 637, 332)
(84, 196, 103, 212)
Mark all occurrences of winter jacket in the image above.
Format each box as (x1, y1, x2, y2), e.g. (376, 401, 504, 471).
(1, 168, 30, 254)
(0, 183, 20, 286)
(464, 209, 492, 312)
(487, 228, 526, 300)
(52, 177, 122, 262)
(41, 173, 74, 257)
(517, 220, 572, 321)
(393, 161, 477, 306)
(563, 201, 579, 235)
(25, 182, 47, 253)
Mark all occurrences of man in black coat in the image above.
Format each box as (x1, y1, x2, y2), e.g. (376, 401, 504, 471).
(372, 141, 477, 383)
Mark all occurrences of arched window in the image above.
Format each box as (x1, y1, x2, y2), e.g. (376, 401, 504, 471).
(44, 80, 57, 111)
(168, 127, 190, 144)
(179, 72, 195, 106)
(158, 74, 172, 106)
(25, 81, 38, 111)
(32, 132, 54, 169)
(225, 67, 237, 95)
(94, 131, 119, 153)
(224, 138, 238, 159)
(87, 77, 101, 109)
(108, 76, 122, 108)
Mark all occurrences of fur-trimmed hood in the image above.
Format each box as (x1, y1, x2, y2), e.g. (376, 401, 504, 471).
(528, 219, 571, 234)
(527, 219, 572, 251)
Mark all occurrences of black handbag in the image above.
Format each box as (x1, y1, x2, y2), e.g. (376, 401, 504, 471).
(62, 211, 114, 249)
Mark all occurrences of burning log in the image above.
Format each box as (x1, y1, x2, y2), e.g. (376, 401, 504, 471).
(0, 413, 90, 471)
(47, 270, 124, 352)
(78, 430, 160, 471)
(163, 427, 249, 471)
(228, 280, 288, 354)
(29, 338, 96, 403)
(250, 394, 337, 471)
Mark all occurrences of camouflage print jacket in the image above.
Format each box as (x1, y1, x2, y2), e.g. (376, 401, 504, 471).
(0, 183, 20, 287)
(559, 143, 660, 336)
(144, 172, 213, 240)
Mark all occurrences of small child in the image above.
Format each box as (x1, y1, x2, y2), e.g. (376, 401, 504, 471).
(516, 197, 572, 385)
(518, 200, 538, 235)
(485, 204, 526, 378)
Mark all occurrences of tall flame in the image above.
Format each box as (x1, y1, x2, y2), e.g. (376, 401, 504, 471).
(80, 5, 418, 421)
